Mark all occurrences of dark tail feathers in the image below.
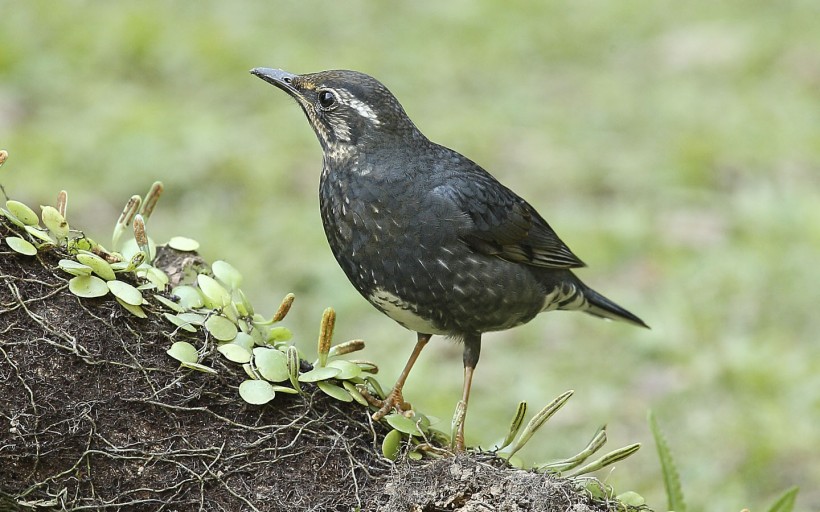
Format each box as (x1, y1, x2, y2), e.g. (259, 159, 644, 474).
(582, 286, 649, 329)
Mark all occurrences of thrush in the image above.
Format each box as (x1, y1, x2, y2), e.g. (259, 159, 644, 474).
(252, 67, 648, 450)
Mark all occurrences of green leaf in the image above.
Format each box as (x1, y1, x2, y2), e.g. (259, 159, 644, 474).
(58, 259, 93, 277)
(766, 486, 799, 512)
(507, 390, 574, 458)
(498, 401, 527, 451)
(172, 285, 204, 309)
(317, 380, 353, 402)
(40, 205, 68, 238)
(197, 274, 231, 307)
(239, 379, 276, 405)
(649, 410, 686, 512)
(176, 312, 206, 325)
(107, 280, 143, 306)
(162, 313, 197, 332)
(385, 413, 424, 437)
(1, 208, 27, 228)
(382, 429, 402, 460)
(287, 345, 301, 392)
(297, 366, 341, 383)
(538, 425, 607, 473)
(180, 361, 217, 374)
(76, 252, 116, 280)
(217, 343, 252, 363)
(342, 381, 368, 406)
(153, 294, 184, 313)
(24, 225, 55, 244)
(569, 443, 641, 477)
(167, 236, 200, 252)
(253, 347, 289, 382)
(212, 260, 243, 289)
(68, 275, 109, 298)
(616, 491, 646, 507)
(204, 315, 238, 342)
(167, 341, 198, 364)
(5, 236, 37, 256)
(326, 359, 363, 380)
(115, 297, 147, 318)
(266, 326, 293, 342)
(232, 332, 255, 351)
(6, 200, 39, 225)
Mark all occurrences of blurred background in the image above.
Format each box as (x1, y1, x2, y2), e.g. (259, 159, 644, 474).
(2, 1, 818, 509)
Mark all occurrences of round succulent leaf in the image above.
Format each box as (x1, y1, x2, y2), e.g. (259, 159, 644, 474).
(176, 312, 206, 326)
(172, 285, 204, 309)
(250, 327, 266, 346)
(236, 288, 254, 317)
(107, 280, 143, 305)
(180, 361, 217, 374)
(41, 205, 69, 238)
(317, 381, 353, 402)
(6, 200, 39, 225)
(266, 326, 293, 343)
(1, 208, 27, 228)
(197, 274, 230, 307)
(384, 414, 424, 437)
(58, 259, 93, 276)
(204, 315, 238, 342)
(153, 294, 184, 313)
(115, 297, 147, 318)
(76, 253, 116, 280)
(327, 360, 362, 380)
(23, 226, 54, 245)
(141, 267, 169, 289)
(242, 363, 258, 380)
(68, 275, 109, 298)
(382, 429, 402, 460)
(252, 347, 289, 382)
(167, 341, 198, 364)
(232, 332, 255, 351)
(167, 236, 200, 252)
(212, 260, 242, 289)
(616, 492, 646, 507)
(162, 313, 197, 332)
(217, 343, 251, 363)
(297, 366, 341, 383)
(239, 379, 276, 405)
(222, 302, 239, 323)
(270, 385, 299, 395)
(342, 381, 369, 406)
(5, 236, 37, 256)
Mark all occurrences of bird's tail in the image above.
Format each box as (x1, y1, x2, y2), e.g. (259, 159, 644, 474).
(579, 285, 649, 329)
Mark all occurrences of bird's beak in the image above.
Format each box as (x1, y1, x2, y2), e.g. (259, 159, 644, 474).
(251, 67, 301, 98)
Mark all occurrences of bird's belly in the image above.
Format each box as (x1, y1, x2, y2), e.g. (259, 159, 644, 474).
(356, 245, 545, 336)
(367, 288, 450, 335)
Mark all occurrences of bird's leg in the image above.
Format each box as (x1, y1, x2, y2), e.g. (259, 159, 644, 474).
(454, 333, 481, 452)
(369, 332, 431, 420)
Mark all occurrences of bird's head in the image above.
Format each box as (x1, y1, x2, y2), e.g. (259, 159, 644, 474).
(252, 68, 421, 155)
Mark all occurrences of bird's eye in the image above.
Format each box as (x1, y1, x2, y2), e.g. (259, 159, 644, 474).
(318, 90, 336, 109)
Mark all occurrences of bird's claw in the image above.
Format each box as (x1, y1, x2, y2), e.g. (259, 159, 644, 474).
(361, 386, 413, 420)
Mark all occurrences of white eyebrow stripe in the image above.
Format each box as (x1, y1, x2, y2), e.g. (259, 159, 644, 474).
(348, 97, 380, 124)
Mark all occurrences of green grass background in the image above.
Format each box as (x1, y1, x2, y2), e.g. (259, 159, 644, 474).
(2, 1, 818, 509)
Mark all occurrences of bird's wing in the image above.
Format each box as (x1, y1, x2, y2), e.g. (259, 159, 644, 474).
(430, 171, 586, 269)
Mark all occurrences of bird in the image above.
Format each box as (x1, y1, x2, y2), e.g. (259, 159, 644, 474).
(251, 67, 648, 450)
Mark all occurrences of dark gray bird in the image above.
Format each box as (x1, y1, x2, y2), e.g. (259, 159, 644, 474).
(252, 67, 648, 450)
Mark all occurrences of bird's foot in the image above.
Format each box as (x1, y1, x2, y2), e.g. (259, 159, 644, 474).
(361, 386, 413, 420)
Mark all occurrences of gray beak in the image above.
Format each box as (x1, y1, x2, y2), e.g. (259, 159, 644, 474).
(251, 67, 299, 96)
